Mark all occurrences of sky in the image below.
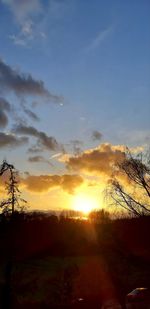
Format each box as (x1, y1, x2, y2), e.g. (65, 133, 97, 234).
(0, 0, 150, 212)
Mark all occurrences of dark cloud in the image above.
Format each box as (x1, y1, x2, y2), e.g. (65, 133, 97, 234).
(22, 174, 83, 194)
(23, 106, 40, 121)
(13, 124, 62, 151)
(66, 143, 126, 178)
(0, 132, 28, 148)
(70, 140, 83, 155)
(28, 155, 52, 166)
(0, 97, 11, 128)
(0, 97, 11, 112)
(28, 145, 43, 153)
(28, 155, 45, 163)
(0, 111, 8, 128)
(92, 130, 102, 141)
(0, 58, 64, 103)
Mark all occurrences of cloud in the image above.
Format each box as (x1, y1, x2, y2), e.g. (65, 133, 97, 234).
(22, 173, 84, 194)
(66, 143, 126, 178)
(0, 111, 8, 128)
(61, 174, 83, 194)
(2, 0, 43, 45)
(0, 97, 12, 128)
(85, 26, 113, 53)
(3, 0, 73, 47)
(13, 124, 63, 151)
(0, 97, 11, 111)
(2, 0, 42, 22)
(0, 132, 28, 148)
(92, 130, 102, 141)
(50, 152, 62, 160)
(23, 106, 40, 122)
(28, 155, 52, 166)
(28, 145, 43, 153)
(9, 34, 29, 47)
(9, 21, 46, 47)
(69, 140, 84, 155)
(0, 58, 64, 104)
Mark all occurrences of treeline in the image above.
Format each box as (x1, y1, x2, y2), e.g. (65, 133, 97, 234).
(0, 211, 150, 260)
(0, 212, 150, 308)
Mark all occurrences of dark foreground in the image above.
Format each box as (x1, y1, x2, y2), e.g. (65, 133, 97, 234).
(0, 213, 150, 308)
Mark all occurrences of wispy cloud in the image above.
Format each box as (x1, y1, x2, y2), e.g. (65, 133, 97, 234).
(50, 153, 63, 160)
(0, 111, 8, 128)
(0, 58, 64, 104)
(0, 97, 12, 128)
(2, 0, 42, 22)
(9, 21, 46, 47)
(84, 25, 113, 53)
(21, 101, 40, 122)
(0, 132, 28, 148)
(28, 155, 52, 166)
(13, 124, 62, 152)
(2, 0, 71, 47)
(2, 0, 45, 46)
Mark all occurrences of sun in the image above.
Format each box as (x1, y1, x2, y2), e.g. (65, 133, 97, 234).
(72, 194, 99, 215)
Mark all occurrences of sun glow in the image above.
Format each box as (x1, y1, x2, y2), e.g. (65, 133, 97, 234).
(72, 194, 99, 214)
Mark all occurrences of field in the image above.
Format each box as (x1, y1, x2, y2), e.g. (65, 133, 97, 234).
(0, 214, 150, 308)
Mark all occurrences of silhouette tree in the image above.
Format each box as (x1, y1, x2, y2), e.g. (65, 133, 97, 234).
(0, 160, 27, 215)
(108, 149, 150, 217)
(89, 209, 110, 223)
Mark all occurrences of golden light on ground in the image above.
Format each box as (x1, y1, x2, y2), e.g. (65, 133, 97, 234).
(72, 194, 99, 214)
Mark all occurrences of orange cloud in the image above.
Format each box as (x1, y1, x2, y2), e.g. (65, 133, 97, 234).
(22, 174, 84, 194)
(66, 143, 126, 178)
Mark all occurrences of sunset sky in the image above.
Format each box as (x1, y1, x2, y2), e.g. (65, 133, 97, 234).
(0, 0, 150, 212)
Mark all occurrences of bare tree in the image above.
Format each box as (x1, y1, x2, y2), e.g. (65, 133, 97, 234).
(89, 209, 110, 223)
(107, 149, 150, 217)
(0, 160, 27, 215)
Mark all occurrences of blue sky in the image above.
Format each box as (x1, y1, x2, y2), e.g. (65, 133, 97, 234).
(0, 0, 150, 210)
